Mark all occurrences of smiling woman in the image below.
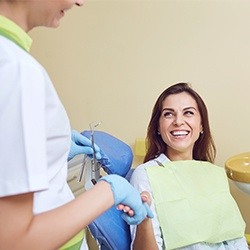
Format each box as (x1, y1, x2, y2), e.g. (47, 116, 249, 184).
(158, 91, 203, 161)
(130, 82, 249, 250)
(0, 0, 84, 32)
(145, 82, 216, 163)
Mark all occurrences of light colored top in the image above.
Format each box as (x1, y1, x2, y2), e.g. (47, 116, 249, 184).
(0, 15, 32, 51)
(130, 154, 248, 250)
(0, 16, 88, 249)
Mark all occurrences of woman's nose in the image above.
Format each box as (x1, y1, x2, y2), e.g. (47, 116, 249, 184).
(75, 0, 84, 7)
(173, 115, 185, 126)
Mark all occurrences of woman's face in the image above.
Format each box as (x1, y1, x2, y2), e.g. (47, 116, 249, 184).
(158, 92, 203, 160)
(23, 0, 84, 30)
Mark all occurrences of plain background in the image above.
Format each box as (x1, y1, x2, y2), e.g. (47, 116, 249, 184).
(30, 0, 250, 240)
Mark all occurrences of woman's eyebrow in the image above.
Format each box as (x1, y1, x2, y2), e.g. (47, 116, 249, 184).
(162, 108, 174, 112)
(161, 108, 175, 114)
(162, 107, 197, 111)
(183, 106, 197, 111)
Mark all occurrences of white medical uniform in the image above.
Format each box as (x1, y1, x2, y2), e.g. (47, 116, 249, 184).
(0, 16, 88, 249)
(130, 154, 248, 250)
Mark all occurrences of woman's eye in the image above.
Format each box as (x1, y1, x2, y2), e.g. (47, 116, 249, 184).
(163, 111, 173, 117)
(184, 110, 194, 116)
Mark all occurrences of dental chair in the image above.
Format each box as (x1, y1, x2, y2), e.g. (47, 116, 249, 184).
(81, 130, 133, 250)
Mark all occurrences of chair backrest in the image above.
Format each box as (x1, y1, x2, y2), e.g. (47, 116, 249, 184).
(81, 130, 132, 177)
(88, 206, 131, 250)
(81, 130, 133, 250)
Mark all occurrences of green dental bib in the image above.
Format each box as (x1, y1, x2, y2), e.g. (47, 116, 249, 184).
(146, 160, 245, 250)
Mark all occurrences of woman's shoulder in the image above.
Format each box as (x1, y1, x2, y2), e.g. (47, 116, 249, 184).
(134, 159, 156, 172)
(144, 154, 169, 166)
(133, 154, 169, 174)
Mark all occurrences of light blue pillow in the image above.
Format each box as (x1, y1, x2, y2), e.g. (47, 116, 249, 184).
(81, 130, 133, 177)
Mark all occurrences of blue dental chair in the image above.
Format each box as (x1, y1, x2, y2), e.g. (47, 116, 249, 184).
(81, 130, 133, 250)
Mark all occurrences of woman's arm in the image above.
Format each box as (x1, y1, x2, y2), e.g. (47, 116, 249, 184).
(0, 181, 113, 250)
(133, 218, 158, 250)
(133, 194, 158, 250)
(130, 165, 163, 250)
(0, 173, 152, 250)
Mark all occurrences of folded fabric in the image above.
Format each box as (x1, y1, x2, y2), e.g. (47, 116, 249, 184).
(81, 130, 133, 177)
(146, 160, 246, 250)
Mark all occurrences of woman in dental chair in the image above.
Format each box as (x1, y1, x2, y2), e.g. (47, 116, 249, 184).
(130, 82, 248, 250)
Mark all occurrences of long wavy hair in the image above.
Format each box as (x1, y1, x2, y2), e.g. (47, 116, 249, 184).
(144, 82, 216, 163)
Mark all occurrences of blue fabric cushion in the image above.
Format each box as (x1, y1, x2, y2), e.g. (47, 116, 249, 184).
(81, 130, 133, 177)
(88, 206, 131, 250)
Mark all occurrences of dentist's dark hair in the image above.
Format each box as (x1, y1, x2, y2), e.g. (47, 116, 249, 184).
(144, 82, 216, 163)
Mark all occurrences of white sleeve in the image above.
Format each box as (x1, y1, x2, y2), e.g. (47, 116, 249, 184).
(0, 59, 49, 197)
(129, 165, 164, 250)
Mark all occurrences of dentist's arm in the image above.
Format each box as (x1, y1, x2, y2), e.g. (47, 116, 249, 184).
(0, 175, 152, 250)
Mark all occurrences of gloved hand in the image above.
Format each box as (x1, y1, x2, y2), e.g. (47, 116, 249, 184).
(99, 174, 154, 225)
(67, 130, 101, 161)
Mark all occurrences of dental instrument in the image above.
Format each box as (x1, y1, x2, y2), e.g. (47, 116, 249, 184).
(90, 122, 102, 183)
(77, 122, 102, 183)
(77, 154, 88, 182)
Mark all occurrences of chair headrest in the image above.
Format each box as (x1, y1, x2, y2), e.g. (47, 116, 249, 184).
(81, 130, 133, 177)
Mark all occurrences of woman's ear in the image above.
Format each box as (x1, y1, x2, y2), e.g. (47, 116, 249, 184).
(200, 124, 204, 134)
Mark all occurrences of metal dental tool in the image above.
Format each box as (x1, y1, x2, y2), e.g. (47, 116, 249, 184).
(89, 121, 102, 184)
(77, 154, 88, 182)
(77, 121, 102, 183)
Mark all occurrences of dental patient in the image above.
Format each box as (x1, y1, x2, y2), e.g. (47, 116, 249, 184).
(130, 82, 248, 250)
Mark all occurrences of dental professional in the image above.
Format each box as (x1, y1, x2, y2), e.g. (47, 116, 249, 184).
(130, 83, 248, 250)
(0, 1, 153, 249)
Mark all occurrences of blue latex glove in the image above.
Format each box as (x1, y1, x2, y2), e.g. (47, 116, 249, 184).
(99, 174, 154, 225)
(68, 130, 101, 161)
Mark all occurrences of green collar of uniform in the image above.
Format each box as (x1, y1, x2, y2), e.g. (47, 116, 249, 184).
(0, 15, 32, 52)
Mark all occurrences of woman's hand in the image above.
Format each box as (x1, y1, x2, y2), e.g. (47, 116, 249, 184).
(116, 191, 152, 218)
(140, 191, 152, 205)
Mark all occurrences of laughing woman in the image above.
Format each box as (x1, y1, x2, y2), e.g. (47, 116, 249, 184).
(130, 82, 248, 250)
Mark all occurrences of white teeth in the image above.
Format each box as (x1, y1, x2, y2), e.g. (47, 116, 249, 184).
(172, 131, 188, 136)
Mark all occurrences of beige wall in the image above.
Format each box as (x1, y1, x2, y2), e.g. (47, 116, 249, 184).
(30, 0, 250, 233)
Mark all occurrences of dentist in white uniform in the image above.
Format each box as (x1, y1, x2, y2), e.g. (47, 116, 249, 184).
(0, 1, 153, 249)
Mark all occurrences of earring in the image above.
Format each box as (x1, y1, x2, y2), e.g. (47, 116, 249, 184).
(200, 131, 204, 134)
(157, 131, 161, 135)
